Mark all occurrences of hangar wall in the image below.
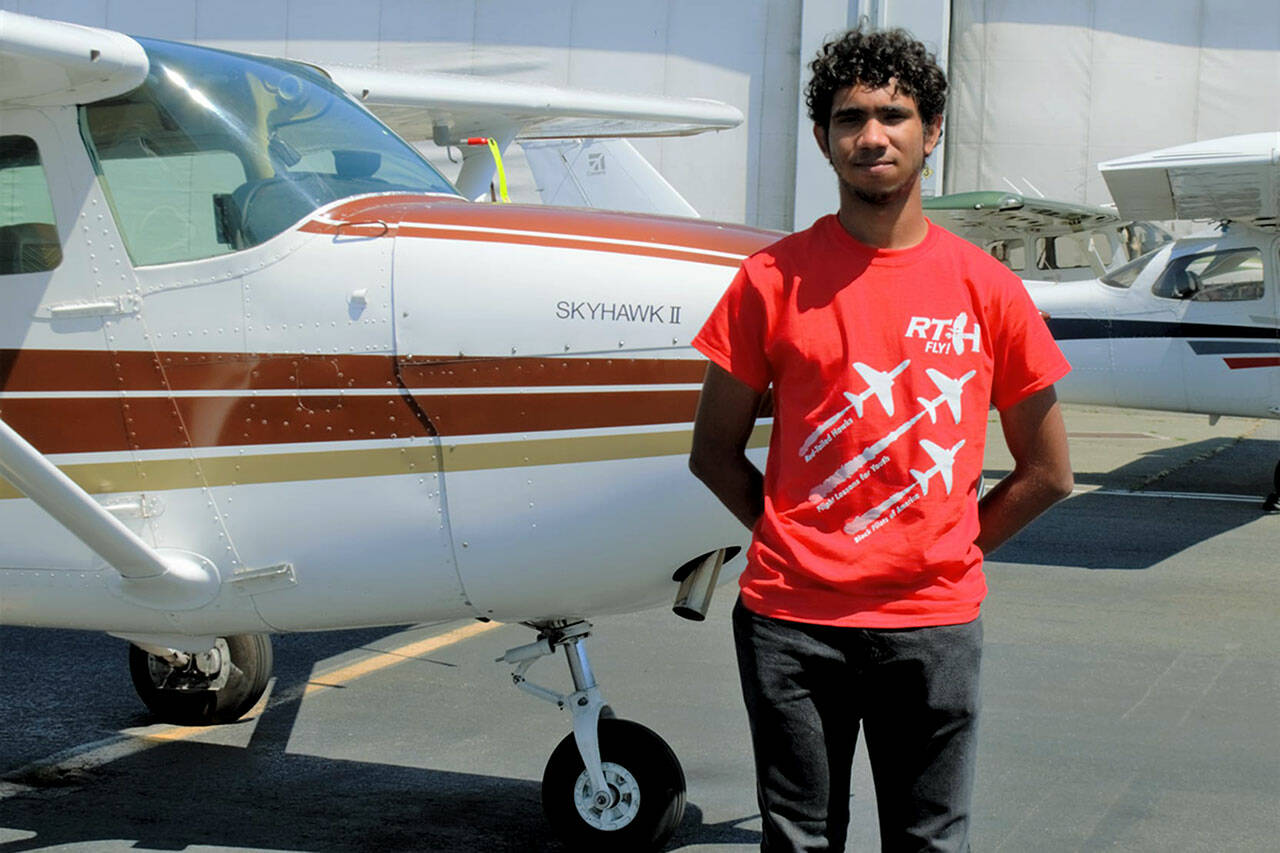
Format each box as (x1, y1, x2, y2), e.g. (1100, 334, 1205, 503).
(945, 0, 1280, 205)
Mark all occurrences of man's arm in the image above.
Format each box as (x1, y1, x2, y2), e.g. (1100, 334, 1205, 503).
(976, 385, 1073, 554)
(689, 363, 765, 530)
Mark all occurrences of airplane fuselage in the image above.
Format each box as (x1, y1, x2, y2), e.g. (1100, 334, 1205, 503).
(0, 89, 777, 638)
(1028, 227, 1280, 421)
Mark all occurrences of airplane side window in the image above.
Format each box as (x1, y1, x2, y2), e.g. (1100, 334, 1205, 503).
(1088, 231, 1114, 267)
(1151, 248, 1264, 302)
(1036, 233, 1095, 271)
(0, 136, 62, 275)
(986, 239, 1025, 272)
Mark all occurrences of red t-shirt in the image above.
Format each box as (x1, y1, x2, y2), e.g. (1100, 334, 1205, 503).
(693, 215, 1070, 628)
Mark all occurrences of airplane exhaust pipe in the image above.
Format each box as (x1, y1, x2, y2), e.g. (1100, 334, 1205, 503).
(672, 549, 725, 622)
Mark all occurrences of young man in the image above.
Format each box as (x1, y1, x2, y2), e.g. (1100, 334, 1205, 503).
(689, 27, 1074, 852)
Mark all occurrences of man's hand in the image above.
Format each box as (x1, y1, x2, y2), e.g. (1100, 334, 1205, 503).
(976, 385, 1073, 554)
(689, 363, 766, 530)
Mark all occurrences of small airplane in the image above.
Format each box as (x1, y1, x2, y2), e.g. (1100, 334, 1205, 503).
(916, 367, 978, 425)
(926, 136, 1280, 509)
(911, 438, 966, 497)
(848, 359, 910, 418)
(841, 438, 966, 537)
(0, 11, 775, 850)
(798, 358, 910, 459)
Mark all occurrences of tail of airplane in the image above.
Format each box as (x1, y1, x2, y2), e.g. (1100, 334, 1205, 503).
(917, 396, 941, 424)
(521, 138, 700, 216)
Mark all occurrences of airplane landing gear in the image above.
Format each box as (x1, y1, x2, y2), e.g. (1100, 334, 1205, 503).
(128, 634, 273, 725)
(502, 622, 686, 851)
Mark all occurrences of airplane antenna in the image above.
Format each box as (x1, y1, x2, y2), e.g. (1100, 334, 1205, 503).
(1021, 178, 1046, 198)
(1001, 177, 1021, 194)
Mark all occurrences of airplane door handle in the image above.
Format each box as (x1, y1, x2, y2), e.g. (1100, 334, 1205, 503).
(45, 293, 141, 319)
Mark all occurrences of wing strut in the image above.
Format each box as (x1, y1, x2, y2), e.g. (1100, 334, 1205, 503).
(0, 416, 218, 609)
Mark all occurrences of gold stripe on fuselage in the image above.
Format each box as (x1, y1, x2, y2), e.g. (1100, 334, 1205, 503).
(0, 425, 773, 499)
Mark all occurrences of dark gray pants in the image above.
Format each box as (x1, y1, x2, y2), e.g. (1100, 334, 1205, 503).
(733, 599, 983, 853)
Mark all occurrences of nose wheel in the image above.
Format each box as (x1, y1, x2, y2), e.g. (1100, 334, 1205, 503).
(543, 717, 686, 850)
(502, 622, 686, 851)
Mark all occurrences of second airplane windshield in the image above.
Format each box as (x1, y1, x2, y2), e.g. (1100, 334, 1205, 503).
(80, 37, 458, 266)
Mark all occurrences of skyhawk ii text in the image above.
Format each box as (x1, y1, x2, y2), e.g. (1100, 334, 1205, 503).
(556, 300, 684, 324)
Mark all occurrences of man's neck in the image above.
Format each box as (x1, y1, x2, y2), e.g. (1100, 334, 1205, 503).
(834, 183, 930, 250)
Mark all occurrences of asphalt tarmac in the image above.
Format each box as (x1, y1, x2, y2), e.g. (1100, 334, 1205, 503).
(2, 404, 1277, 852)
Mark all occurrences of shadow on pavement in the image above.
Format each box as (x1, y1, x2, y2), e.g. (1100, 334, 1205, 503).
(1, 626, 759, 852)
(986, 436, 1276, 570)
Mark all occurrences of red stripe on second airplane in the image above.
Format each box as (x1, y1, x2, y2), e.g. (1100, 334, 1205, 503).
(1224, 356, 1280, 369)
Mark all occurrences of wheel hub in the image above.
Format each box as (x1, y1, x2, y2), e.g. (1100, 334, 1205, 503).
(146, 637, 231, 692)
(572, 761, 640, 830)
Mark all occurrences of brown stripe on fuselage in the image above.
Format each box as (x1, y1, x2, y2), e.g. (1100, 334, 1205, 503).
(389, 223, 744, 267)
(305, 194, 778, 261)
(0, 350, 708, 393)
(0, 387, 702, 454)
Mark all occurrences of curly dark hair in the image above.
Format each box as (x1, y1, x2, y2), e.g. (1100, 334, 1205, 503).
(805, 27, 947, 129)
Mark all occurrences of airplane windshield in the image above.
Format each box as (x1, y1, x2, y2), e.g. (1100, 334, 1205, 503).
(79, 38, 458, 266)
(1099, 246, 1161, 288)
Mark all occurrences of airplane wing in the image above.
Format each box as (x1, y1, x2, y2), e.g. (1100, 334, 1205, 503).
(924, 192, 1122, 241)
(0, 11, 148, 105)
(311, 64, 741, 201)
(315, 64, 743, 147)
(1099, 132, 1280, 225)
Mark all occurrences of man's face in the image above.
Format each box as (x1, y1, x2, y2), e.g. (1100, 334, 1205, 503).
(814, 81, 942, 206)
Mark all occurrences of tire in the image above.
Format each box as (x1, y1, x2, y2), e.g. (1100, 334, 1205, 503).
(542, 718, 686, 852)
(128, 634, 273, 725)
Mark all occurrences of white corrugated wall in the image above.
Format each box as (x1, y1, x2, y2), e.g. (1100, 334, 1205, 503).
(945, 0, 1280, 205)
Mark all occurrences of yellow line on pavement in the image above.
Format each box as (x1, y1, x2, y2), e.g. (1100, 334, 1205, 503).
(303, 620, 503, 696)
(2, 621, 506, 794)
(138, 620, 503, 743)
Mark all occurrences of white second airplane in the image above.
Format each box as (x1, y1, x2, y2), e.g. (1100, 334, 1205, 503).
(927, 136, 1280, 510)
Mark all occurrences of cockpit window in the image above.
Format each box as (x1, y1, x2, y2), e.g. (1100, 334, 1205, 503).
(1151, 248, 1264, 302)
(1100, 247, 1161, 289)
(0, 136, 62, 275)
(79, 38, 457, 266)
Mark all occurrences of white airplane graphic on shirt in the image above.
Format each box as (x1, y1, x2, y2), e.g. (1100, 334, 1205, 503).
(910, 438, 966, 496)
(916, 368, 977, 424)
(850, 360, 910, 417)
(843, 438, 966, 536)
(799, 359, 910, 458)
(810, 367, 977, 503)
